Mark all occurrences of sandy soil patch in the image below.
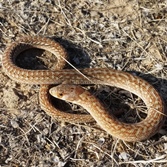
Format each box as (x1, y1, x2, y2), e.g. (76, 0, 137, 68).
(0, 0, 167, 166)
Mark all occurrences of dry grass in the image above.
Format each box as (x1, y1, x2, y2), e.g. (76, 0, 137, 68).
(0, 0, 167, 166)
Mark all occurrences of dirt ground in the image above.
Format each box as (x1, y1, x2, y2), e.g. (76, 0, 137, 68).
(0, 0, 167, 167)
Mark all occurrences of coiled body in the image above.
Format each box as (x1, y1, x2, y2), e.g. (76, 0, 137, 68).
(2, 36, 165, 141)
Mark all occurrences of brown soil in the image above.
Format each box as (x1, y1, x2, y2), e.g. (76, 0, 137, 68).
(0, 0, 167, 167)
